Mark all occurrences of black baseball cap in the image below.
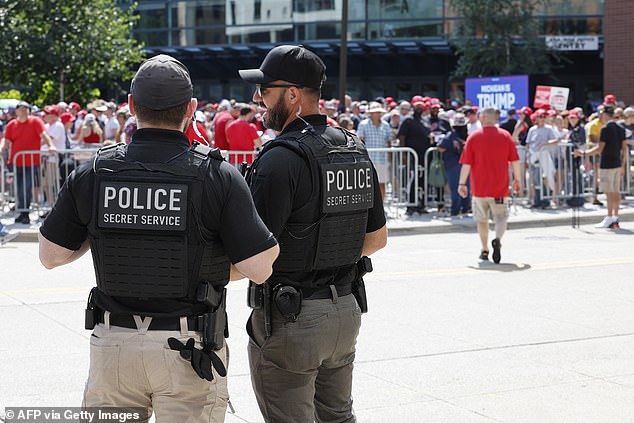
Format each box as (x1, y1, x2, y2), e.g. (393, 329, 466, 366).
(239, 45, 326, 90)
(130, 54, 193, 111)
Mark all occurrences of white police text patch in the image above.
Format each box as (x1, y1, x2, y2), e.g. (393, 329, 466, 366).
(97, 181, 188, 231)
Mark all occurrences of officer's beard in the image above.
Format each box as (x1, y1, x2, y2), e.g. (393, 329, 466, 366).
(263, 93, 289, 132)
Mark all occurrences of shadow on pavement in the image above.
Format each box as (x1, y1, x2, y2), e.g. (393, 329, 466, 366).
(468, 263, 532, 272)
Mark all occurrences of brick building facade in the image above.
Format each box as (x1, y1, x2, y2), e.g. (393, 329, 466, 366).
(604, 1, 634, 105)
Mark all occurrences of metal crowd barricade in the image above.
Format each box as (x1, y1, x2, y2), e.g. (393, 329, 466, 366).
(12, 148, 99, 215)
(422, 147, 442, 210)
(0, 158, 6, 210)
(525, 143, 606, 206)
(367, 147, 419, 210)
(221, 149, 259, 168)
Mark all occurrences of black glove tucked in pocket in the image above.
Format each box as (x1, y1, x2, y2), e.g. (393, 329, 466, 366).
(167, 337, 227, 381)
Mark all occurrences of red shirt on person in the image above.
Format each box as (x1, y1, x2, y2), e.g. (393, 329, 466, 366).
(459, 126, 519, 198)
(226, 120, 260, 164)
(4, 116, 46, 166)
(212, 111, 234, 150)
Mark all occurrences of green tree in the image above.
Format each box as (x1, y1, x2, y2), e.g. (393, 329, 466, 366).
(0, 0, 145, 105)
(449, 0, 557, 78)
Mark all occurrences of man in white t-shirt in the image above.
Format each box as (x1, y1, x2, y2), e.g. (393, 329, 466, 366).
(42, 105, 67, 205)
(43, 105, 66, 150)
(103, 102, 120, 142)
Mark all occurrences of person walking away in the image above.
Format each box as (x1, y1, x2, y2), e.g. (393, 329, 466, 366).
(458, 107, 521, 263)
(38, 54, 279, 422)
(239, 45, 387, 423)
(575, 105, 628, 228)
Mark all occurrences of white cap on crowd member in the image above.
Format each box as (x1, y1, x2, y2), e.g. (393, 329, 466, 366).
(194, 110, 206, 122)
(368, 102, 386, 114)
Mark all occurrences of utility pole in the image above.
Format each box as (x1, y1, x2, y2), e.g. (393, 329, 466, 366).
(338, 0, 348, 105)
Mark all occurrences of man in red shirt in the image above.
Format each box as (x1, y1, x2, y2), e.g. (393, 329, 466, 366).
(212, 101, 239, 150)
(0, 101, 56, 224)
(226, 104, 262, 165)
(458, 107, 521, 263)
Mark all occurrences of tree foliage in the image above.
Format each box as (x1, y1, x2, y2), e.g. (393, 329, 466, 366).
(449, 0, 557, 79)
(0, 0, 145, 105)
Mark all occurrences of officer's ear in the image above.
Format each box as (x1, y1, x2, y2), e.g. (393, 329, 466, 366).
(186, 98, 198, 119)
(288, 87, 299, 104)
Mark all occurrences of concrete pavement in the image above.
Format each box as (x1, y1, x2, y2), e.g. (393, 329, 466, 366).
(2, 224, 634, 422)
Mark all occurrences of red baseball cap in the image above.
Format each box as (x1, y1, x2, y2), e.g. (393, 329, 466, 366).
(567, 110, 579, 119)
(535, 109, 547, 117)
(547, 109, 557, 117)
(411, 95, 425, 106)
(520, 106, 533, 115)
(43, 105, 61, 116)
(60, 112, 76, 124)
(604, 94, 616, 104)
(69, 101, 81, 111)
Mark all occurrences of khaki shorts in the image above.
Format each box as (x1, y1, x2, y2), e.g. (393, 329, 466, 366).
(599, 167, 621, 193)
(472, 196, 510, 223)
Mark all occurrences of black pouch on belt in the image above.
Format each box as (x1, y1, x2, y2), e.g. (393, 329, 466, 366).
(201, 289, 227, 351)
(85, 287, 99, 330)
(273, 285, 302, 322)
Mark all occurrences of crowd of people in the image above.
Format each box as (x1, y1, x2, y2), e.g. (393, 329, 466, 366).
(2, 89, 633, 231)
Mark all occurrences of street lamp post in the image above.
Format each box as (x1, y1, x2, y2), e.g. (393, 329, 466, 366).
(339, 0, 348, 107)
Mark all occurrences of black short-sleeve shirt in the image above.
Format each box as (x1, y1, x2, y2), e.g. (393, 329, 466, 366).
(40, 128, 277, 316)
(599, 121, 625, 169)
(249, 115, 386, 289)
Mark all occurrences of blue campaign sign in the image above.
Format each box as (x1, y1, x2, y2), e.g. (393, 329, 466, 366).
(465, 75, 529, 119)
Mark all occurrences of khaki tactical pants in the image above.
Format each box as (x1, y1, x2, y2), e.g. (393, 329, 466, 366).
(83, 320, 229, 422)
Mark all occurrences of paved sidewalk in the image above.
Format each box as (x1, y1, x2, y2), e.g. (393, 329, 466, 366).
(4, 196, 634, 240)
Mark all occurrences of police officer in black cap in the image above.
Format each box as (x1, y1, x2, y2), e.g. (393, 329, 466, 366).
(38, 54, 279, 422)
(239, 45, 387, 422)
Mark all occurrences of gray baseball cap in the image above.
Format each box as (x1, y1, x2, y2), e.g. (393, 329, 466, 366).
(130, 55, 193, 110)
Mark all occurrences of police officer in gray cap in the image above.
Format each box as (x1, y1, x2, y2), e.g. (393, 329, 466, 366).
(38, 54, 279, 422)
(240, 45, 387, 422)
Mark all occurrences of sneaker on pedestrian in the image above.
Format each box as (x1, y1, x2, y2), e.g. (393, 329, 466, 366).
(0, 229, 18, 245)
(492, 238, 502, 264)
(479, 250, 489, 261)
(592, 199, 604, 206)
(608, 220, 620, 229)
(594, 216, 615, 228)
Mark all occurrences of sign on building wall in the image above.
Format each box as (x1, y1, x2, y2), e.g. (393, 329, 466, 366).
(534, 85, 570, 111)
(545, 36, 599, 51)
(465, 75, 529, 119)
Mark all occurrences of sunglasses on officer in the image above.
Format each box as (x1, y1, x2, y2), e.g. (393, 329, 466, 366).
(255, 83, 304, 97)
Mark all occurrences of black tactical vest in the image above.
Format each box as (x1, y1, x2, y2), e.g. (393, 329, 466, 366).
(248, 125, 373, 272)
(89, 143, 230, 300)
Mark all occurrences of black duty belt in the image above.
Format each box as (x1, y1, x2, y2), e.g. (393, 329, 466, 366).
(302, 284, 352, 300)
(96, 310, 202, 331)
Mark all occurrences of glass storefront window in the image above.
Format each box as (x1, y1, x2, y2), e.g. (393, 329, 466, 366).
(129, 0, 604, 47)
